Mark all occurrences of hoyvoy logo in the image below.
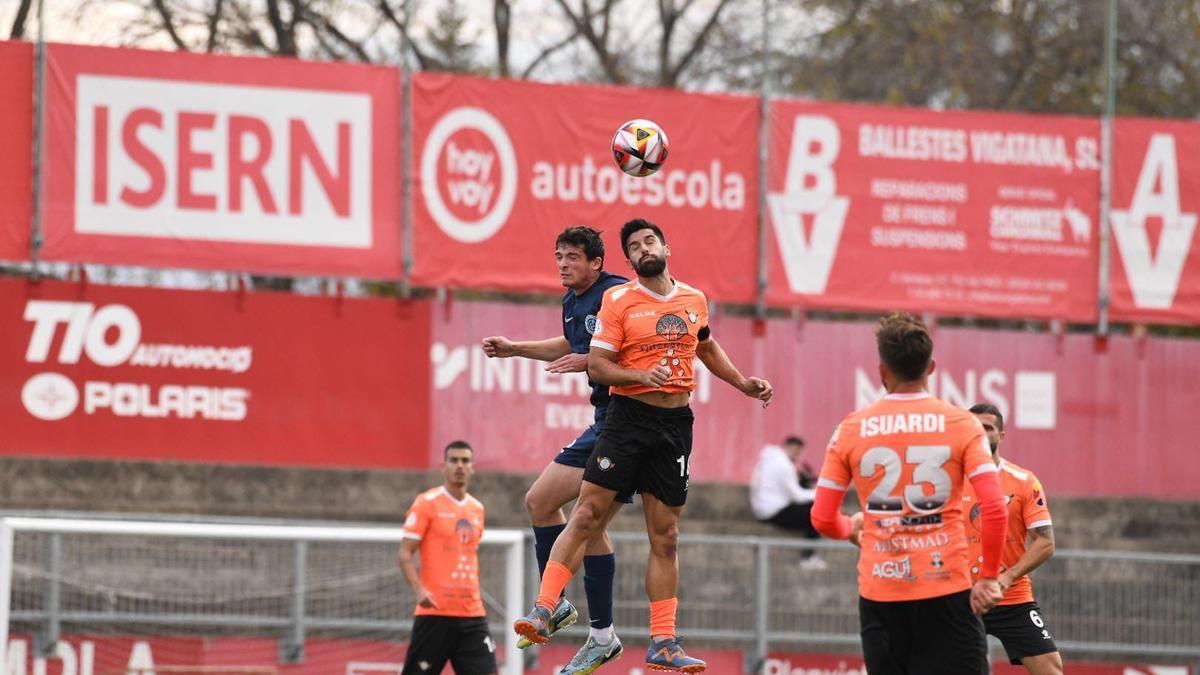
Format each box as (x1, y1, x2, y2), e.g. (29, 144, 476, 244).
(421, 107, 518, 243)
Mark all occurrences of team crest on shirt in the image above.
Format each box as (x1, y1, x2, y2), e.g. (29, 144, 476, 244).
(454, 518, 476, 544)
(968, 496, 1014, 531)
(687, 310, 698, 324)
(586, 314, 601, 335)
(655, 314, 689, 341)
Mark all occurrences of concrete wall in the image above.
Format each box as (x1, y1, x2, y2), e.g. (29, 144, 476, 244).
(2, 457, 1198, 552)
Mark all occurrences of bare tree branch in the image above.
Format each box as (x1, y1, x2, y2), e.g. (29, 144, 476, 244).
(494, 0, 511, 77)
(665, 0, 733, 86)
(9, 0, 33, 39)
(152, 0, 189, 50)
(552, 0, 624, 82)
(519, 29, 581, 78)
(377, 0, 435, 69)
(206, 0, 226, 52)
(300, 7, 372, 62)
(266, 0, 297, 55)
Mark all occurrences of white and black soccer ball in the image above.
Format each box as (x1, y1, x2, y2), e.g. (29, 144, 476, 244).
(612, 119, 669, 177)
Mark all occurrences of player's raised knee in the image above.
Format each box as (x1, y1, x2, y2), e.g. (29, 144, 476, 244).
(524, 486, 555, 521)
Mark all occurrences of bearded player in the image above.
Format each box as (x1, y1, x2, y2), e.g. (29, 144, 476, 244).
(514, 218, 773, 673)
(963, 403, 1062, 675)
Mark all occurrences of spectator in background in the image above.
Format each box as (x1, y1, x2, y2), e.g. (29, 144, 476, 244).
(750, 436, 825, 568)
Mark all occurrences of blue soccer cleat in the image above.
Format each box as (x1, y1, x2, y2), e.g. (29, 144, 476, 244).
(517, 597, 578, 649)
(513, 604, 556, 647)
(645, 636, 706, 673)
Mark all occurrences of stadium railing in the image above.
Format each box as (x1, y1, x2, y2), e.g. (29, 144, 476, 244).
(2, 516, 1197, 674)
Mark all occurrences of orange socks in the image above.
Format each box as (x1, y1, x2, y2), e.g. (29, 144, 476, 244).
(536, 561, 574, 611)
(649, 598, 678, 638)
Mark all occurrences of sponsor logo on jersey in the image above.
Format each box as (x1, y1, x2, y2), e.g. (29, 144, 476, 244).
(655, 314, 689, 341)
(871, 557, 915, 582)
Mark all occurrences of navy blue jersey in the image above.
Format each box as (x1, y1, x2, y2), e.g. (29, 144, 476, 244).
(563, 271, 628, 410)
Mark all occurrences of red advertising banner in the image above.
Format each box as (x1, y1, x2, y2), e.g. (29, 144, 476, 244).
(2, 634, 747, 675)
(765, 652, 1191, 675)
(411, 73, 759, 302)
(0, 41, 33, 263)
(1110, 117, 1200, 324)
(765, 100, 1101, 321)
(433, 299, 1199, 499)
(39, 43, 401, 278)
(0, 278, 429, 468)
(429, 299, 784, 483)
(9, 635, 1185, 675)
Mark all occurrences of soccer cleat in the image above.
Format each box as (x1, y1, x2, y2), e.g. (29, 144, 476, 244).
(517, 598, 578, 649)
(645, 636, 706, 673)
(513, 604, 555, 646)
(558, 635, 624, 674)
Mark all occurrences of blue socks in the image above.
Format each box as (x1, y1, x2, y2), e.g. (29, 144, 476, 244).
(533, 524, 566, 579)
(583, 553, 616, 629)
(532, 525, 617, 630)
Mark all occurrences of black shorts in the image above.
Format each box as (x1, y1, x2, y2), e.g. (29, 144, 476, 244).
(859, 590, 988, 675)
(402, 615, 497, 675)
(554, 408, 634, 504)
(583, 395, 694, 507)
(983, 601, 1059, 665)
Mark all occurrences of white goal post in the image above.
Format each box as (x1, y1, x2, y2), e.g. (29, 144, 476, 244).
(0, 517, 525, 675)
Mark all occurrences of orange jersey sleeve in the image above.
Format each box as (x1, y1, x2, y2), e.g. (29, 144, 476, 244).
(404, 487, 487, 618)
(835, 393, 994, 602)
(589, 279, 709, 397)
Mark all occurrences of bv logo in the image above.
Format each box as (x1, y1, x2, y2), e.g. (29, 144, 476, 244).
(767, 115, 851, 295)
(421, 107, 518, 243)
(1111, 133, 1198, 310)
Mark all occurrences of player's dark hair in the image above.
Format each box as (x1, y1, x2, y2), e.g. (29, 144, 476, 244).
(969, 403, 1004, 431)
(444, 440, 473, 459)
(875, 311, 933, 382)
(555, 226, 605, 265)
(783, 435, 805, 448)
(619, 218, 666, 258)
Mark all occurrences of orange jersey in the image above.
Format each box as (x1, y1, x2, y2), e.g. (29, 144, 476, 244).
(962, 458, 1052, 605)
(402, 486, 487, 618)
(818, 392, 998, 602)
(589, 279, 709, 397)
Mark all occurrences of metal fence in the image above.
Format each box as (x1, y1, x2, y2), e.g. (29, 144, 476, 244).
(603, 534, 1200, 667)
(6, 524, 1199, 672)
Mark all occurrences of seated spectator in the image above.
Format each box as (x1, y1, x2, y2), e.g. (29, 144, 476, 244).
(750, 436, 825, 568)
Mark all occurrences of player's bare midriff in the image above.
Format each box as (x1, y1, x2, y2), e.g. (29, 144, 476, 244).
(630, 390, 691, 408)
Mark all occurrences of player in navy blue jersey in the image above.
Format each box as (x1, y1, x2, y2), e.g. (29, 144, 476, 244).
(481, 226, 628, 673)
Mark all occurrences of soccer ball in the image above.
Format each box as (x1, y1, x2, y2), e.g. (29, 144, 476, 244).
(612, 119, 669, 177)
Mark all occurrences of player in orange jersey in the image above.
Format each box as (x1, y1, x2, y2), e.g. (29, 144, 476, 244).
(514, 218, 773, 673)
(399, 440, 497, 675)
(810, 312, 1008, 675)
(963, 403, 1062, 675)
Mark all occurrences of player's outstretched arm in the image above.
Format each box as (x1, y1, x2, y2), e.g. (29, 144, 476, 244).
(481, 335, 571, 362)
(587, 345, 671, 387)
(1000, 525, 1055, 591)
(398, 539, 438, 609)
(695, 337, 772, 406)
